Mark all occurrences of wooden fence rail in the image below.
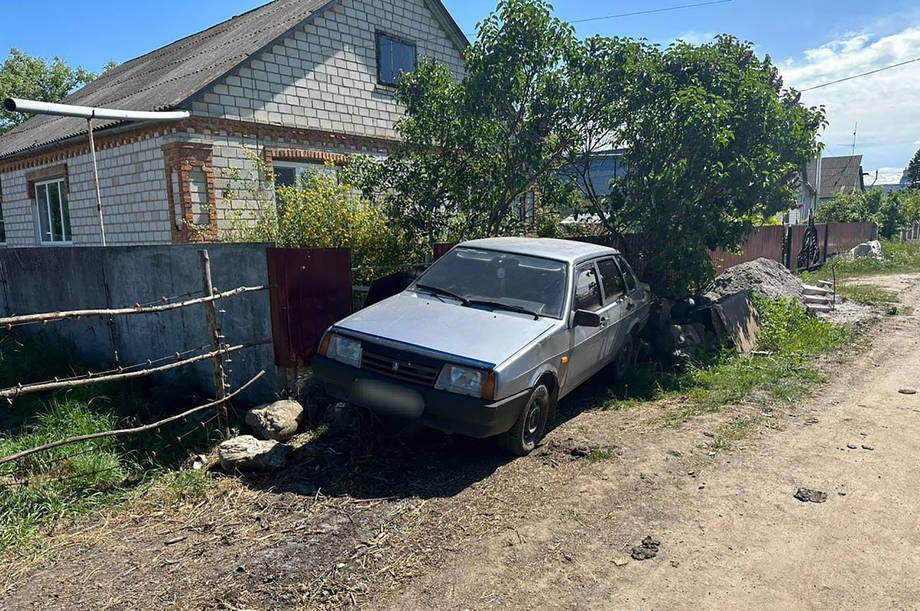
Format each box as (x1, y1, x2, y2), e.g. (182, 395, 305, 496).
(0, 285, 267, 328)
(0, 370, 266, 467)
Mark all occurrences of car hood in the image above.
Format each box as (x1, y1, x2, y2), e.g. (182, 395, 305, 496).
(334, 291, 558, 367)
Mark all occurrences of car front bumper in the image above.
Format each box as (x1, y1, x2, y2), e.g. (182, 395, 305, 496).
(312, 356, 529, 438)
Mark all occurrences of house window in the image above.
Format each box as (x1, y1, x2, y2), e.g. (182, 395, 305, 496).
(376, 32, 417, 86)
(273, 161, 336, 188)
(0, 203, 6, 244)
(35, 179, 71, 244)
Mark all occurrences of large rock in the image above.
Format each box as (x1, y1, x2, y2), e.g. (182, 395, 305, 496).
(245, 399, 303, 441)
(218, 435, 291, 471)
(703, 258, 805, 305)
(846, 240, 882, 260)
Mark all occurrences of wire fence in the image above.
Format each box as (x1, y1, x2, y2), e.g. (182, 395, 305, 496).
(0, 248, 271, 480)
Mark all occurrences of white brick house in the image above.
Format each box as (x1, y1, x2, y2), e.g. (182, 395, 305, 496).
(0, 0, 467, 247)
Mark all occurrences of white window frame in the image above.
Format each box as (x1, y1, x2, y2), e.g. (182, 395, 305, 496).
(34, 178, 72, 246)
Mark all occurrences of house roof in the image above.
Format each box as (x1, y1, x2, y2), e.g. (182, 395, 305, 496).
(805, 155, 865, 199)
(0, 0, 468, 160)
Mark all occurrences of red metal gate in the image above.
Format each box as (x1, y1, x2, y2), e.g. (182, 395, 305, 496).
(266, 248, 352, 368)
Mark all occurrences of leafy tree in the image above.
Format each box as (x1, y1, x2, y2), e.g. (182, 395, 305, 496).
(350, 0, 634, 245)
(573, 36, 825, 294)
(0, 48, 98, 134)
(816, 187, 917, 239)
(906, 148, 920, 189)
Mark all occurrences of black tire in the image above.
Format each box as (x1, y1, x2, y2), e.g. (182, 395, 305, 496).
(613, 335, 635, 381)
(497, 384, 551, 456)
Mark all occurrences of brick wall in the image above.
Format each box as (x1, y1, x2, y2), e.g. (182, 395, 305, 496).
(0, 135, 173, 247)
(188, 0, 465, 140)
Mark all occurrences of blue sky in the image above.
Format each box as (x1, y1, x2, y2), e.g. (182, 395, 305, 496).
(2, 0, 919, 178)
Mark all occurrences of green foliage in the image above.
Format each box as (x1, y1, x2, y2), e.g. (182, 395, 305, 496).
(0, 48, 97, 134)
(351, 0, 604, 244)
(815, 187, 919, 239)
(754, 295, 849, 356)
(906, 148, 920, 189)
(802, 240, 920, 282)
(223, 156, 427, 282)
(587, 36, 825, 297)
(349, 2, 825, 297)
(835, 284, 899, 306)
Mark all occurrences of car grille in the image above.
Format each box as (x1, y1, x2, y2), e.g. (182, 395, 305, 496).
(361, 348, 442, 387)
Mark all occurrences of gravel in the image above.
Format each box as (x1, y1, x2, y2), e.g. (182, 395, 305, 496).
(703, 258, 805, 304)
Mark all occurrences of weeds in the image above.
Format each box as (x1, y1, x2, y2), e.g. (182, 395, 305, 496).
(595, 295, 851, 427)
(0, 332, 221, 552)
(836, 284, 899, 305)
(801, 240, 920, 283)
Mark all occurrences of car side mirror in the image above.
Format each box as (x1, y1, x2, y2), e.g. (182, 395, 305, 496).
(573, 309, 602, 328)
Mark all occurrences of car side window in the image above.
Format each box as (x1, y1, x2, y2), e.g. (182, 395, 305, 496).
(597, 258, 625, 305)
(615, 255, 638, 292)
(573, 264, 602, 312)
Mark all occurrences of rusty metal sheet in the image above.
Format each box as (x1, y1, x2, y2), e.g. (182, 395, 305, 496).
(433, 243, 457, 260)
(267, 248, 352, 368)
(825, 222, 877, 257)
(710, 225, 786, 274)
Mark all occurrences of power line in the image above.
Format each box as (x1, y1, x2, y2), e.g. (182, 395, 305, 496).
(429, 0, 735, 43)
(568, 0, 734, 25)
(800, 56, 920, 91)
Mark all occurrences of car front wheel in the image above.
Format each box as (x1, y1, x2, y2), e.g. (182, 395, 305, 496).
(497, 384, 550, 456)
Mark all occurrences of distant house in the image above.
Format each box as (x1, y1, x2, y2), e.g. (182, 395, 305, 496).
(0, 0, 467, 247)
(789, 154, 865, 224)
(879, 168, 912, 193)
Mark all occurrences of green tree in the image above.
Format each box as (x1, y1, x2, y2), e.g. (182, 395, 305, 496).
(350, 0, 633, 245)
(0, 48, 97, 134)
(906, 148, 920, 189)
(815, 187, 915, 239)
(579, 36, 825, 294)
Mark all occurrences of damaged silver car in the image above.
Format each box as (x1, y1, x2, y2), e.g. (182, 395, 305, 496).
(313, 237, 651, 455)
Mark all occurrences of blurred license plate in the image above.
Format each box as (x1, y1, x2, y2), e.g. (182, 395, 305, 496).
(352, 379, 424, 418)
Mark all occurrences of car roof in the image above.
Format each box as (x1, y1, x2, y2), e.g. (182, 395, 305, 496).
(458, 237, 619, 263)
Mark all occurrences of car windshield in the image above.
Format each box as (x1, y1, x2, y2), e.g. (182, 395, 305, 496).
(411, 247, 568, 318)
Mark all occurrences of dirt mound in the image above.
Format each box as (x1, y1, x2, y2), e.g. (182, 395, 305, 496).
(704, 258, 804, 303)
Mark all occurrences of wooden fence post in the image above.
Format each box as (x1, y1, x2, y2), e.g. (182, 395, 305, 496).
(199, 249, 229, 439)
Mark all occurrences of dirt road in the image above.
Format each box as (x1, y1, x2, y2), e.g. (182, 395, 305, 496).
(2, 274, 919, 610)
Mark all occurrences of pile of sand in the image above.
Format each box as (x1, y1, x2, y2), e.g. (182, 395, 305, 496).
(703, 258, 804, 303)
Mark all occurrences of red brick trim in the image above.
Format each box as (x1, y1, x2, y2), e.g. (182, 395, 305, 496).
(266, 148, 351, 165)
(25, 163, 69, 199)
(0, 117, 398, 174)
(162, 142, 218, 244)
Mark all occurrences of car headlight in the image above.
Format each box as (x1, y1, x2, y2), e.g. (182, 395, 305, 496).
(321, 333, 362, 368)
(435, 364, 495, 399)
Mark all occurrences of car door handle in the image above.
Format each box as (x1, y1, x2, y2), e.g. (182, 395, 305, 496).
(600, 316, 608, 327)
(626, 302, 635, 310)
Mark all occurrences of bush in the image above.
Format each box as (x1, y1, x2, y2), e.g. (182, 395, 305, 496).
(225, 158, 428, 283)
(815, 188, 920, 239)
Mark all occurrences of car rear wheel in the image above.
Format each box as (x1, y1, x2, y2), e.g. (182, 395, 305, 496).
(497, 384, 550, 456)
(613, 335, 635, 381)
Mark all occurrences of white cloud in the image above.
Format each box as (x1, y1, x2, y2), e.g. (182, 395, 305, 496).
(871, 167, 906, 185)
(779, 25, 920, 171)
(674, 30, 717, 45)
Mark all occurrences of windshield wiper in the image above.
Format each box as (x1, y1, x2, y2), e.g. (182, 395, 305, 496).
(467, 299, 541, 320)
(414, 284, 470, 306)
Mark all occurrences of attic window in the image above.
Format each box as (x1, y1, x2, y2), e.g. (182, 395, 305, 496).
(376, 32, 417, 86)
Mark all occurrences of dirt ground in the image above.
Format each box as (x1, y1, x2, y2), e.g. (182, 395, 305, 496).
(2, 274, 919, 611)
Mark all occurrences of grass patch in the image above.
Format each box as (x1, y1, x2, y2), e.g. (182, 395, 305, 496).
(575, 295, 851, 427)
(588, 447, 617, 462)
(836, 284, 899, 305)
(710, 418, 756, 452)
(801, 240, 920, 283)
(0, 331, 222, 552)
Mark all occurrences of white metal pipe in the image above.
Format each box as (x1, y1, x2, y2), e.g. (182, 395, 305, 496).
(86, 119, 106, 246)
(3, 97, 190, 121)
(5, 97, 190, 246)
